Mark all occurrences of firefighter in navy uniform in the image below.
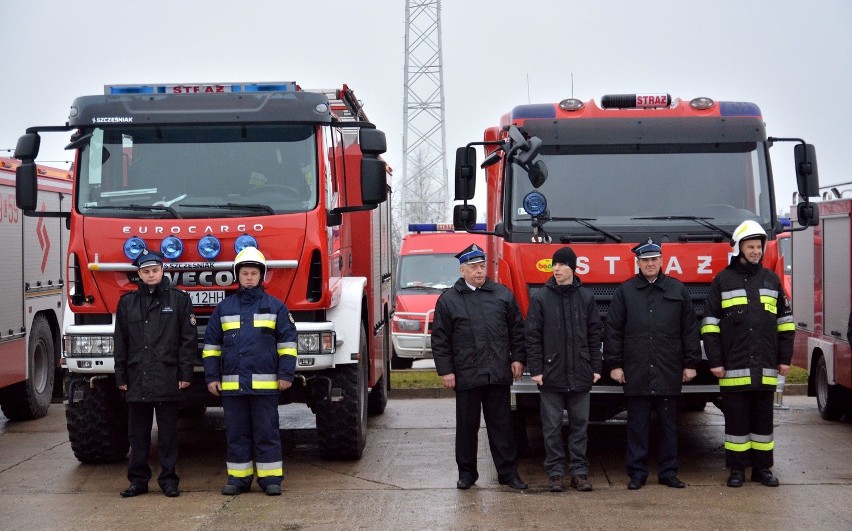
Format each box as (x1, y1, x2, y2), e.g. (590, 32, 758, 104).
(701, 220, 794, 488)
(114, 249, 196, 498)
(203, 247, 298, 496)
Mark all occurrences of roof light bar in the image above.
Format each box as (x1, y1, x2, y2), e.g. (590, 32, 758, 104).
(105, 82, 297, 96)
(408, 223, 487, 233)
(601, 93, 672, 109)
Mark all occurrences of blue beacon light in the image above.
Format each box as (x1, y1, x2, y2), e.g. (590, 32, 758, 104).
(523, 191, 548, 217)
(123, 236, 147, 260)
(160, 236, 184, 260)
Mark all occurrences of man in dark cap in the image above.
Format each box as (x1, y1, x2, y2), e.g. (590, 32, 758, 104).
(526, 246, 603, 492)
(604, 239, 700, 490)
(114, 249, 196, 498)
(432, 243, 528, 490)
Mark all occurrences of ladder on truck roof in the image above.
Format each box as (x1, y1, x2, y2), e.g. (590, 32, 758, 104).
(306, 85, 370, 124)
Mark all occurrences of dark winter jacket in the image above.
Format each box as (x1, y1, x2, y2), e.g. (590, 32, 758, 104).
(114, 277, 196, 402)
(701, 259, 794, 392)
(432, 277, 526, 391)
(604, 273, 701, 396)
(203, 285, 297, 395)
(525, 276, 603, 393)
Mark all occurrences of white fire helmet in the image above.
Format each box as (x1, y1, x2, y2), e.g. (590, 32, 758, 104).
(731, 220, 767, 256)
(233, 246, 267, 278)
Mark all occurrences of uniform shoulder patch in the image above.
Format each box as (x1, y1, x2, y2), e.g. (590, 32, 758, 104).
(190, 314, 197, 326)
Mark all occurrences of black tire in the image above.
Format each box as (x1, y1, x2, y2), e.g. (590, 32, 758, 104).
(816, 355, 845, 421)
(391, 350, 414, 370)
(66, 377, 128, 463)
(368, 342, 390, 416)
(0, 315, 55, 421)
(316, 325, 368, 460)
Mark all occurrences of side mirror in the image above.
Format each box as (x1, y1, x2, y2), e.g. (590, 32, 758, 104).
(796, 201, 820, 227)
(454, 146, 477, 200)
(453, 204, 478, 230)
(360, 158, 387, 205)
(16, 161, 38, 211)
(528, 160, 548, 188)
(359, 128, 387, 156)
(14, 133, 41, 160)
(794, 143, 819, 197)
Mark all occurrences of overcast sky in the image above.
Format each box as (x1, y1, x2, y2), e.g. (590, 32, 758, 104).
(2, 0, 850, 216)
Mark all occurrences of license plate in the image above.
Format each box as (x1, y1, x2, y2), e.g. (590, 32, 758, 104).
(188, 290, 225, 306)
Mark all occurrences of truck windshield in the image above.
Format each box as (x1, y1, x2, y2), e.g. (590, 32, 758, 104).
(509, 143, 773, 235)
(76, 125, 318, 217)
(397, 254, 459, 291)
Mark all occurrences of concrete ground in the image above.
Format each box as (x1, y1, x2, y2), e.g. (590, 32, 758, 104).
(0, 394, 850, 530)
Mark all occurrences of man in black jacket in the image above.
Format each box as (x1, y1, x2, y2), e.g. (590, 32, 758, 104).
(605, 240, 700, 490)
(526, 246, 603, 492)
(114, 250, 196, 498)
(702, 220, 793, 488)
(432, 243, 528, 490)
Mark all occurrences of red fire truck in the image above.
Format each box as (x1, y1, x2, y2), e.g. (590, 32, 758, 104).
(392, 223, 486, 369)
(14, 81, 392, 461)
(792, 195, 852, 420)
(0, 157, 69, 420)
(453, 93, 819, 418)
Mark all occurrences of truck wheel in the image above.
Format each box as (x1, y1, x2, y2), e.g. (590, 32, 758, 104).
(66, 377, 128, 463)
(816, 355, 844, 421)
(0, 315, 55, 421)
(391, 350, 414, 370)
(368, 345, 390, 415)
(316, 325, 368, 459)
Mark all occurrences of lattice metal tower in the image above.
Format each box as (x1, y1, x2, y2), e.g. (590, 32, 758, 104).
(400, 0, 448, 229)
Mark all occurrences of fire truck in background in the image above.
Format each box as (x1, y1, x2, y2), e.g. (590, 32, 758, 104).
(391, 223, 485, 369)
(453, 92, 819, 419)
(0, 157, 69, 420)
(15, 81, 392, 461)
(792, 192, 852, 420)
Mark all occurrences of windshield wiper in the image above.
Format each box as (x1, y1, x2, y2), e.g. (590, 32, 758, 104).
(632, 216, 732, 239)
(546, 216, 622, 243)
(180, 203, 276, 215)
(85, 204, 181, 219)
(400, 285, 447, 291)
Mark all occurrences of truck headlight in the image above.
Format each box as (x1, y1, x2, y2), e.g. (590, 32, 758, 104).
(396, 318, 421, 331)
(64, 335, 114, 357)
(297, 331, 335, 354)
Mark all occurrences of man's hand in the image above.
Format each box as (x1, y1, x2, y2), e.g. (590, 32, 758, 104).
(178, 381, 191, 390)
(682, 368, 697, 383)
(441, 373, 456, 389)
(531, 374, 543, 385)
(511, 361, 524, 381)
(118, 384, 128, 391)
(592, 372, 601, 384)
(207, 381, 221, 396)
(279, 380, 292, 391)
(610, 368, 625, 384)
(710, 366, 725, 378)
(778, 364, 790, 377)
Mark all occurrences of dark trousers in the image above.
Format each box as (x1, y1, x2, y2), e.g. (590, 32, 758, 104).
(625, 395, 679, 481)
(539, 390, 590, 477)
(222, 394, 283, 489)
(127, 401, 180, 490)
(455, 384, 518, 483)
(723, 390, 775, 470)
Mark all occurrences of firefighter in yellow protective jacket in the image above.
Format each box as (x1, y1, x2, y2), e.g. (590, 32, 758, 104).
(701, 220, 794, 488)
(203, 247, 297, 496)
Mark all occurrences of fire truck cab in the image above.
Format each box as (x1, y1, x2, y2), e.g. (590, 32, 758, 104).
(391, 224, 485, 369)
(15, 81, 392, 461)
(453, 93, 819, 419)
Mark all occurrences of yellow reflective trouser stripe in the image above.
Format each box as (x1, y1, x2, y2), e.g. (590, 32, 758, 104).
(701, 324, 720, 334)
(721, 297, 748, 309)
(227, 462, 254, 478)
(221, 375, 239, 391)
(752, 440, 775, 451)
(256, 461, 283, 477)
(202, 344, 221, 358)
(725, 440, 751, 452)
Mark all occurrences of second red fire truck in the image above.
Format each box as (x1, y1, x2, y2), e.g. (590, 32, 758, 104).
(453, 92, 819, 418)
(15, 81, 392, 461)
